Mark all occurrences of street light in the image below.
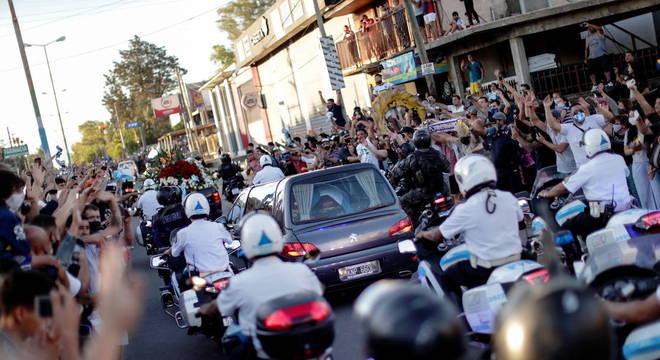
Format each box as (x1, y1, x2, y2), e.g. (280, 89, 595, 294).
(25, 36, 71, 165)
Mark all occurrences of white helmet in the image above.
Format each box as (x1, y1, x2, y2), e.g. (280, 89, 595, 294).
(581, 128, 611, 158)
(183, 193, 210, 218)
(454, 154, 497, 195)
(260, 155, 273, 167)
(240, 213, 284, 259)
(143, 179, 156, 190)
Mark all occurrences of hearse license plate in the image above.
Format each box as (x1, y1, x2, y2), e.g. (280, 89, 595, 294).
(338, 260, 381, 281)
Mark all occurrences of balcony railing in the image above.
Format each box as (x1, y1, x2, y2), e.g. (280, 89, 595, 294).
(336, 9, 413, 71)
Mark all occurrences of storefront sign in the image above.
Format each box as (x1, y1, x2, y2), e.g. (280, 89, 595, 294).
(241, 92, 259, 109)
(151, 95, 181, 117)
(250, 17, 270, 45)
(2, 144, 28, 158)
(421, 62, 435, 75)
(381, 51, 417, 85)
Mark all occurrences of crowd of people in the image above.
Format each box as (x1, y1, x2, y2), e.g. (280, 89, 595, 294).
(0, 160, 144, 360)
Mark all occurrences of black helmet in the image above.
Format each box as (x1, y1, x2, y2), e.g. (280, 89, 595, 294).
(398, 142, 415, 159)
(220, 153, 231, 164)
(157, 186, 182, 206)
(412, 129, 431, 149)
(494, 279, 615, 360)
(356, 281, 466, 360)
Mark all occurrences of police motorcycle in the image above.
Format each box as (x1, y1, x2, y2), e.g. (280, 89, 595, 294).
(577, 234, 660, 360)
(223, 175, 245, 204)
(150, 230, 242, 342)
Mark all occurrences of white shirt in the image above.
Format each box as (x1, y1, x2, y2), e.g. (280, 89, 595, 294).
(439, 190, 523, 261)
(218, 256, 323, 356)
(447, 104, 465, 114)
(356, 138, 379, 167)
(252, 165, 285, 185)
(171, 219, 233, 273)
(137, 189, 160, 219)
(624, 130, 647, 163)
(563, 152, 633, 212)
(559, 114, 606, 167)
(372, 82, 394, 97)
(547, 125, 577, 174)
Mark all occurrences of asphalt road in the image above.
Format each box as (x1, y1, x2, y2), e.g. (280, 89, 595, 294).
(125, 216, 366, 360)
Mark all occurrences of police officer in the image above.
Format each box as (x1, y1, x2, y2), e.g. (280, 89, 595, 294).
(217, 153, 244, 196)
(136, 178, 160, 220)
(253, 155, 285, 185)
(355, 280, 471, 360)
(416, 155, 523, 307)
(166, 193, 233, 273)
(483, 112, 522, 192)
(539, 128, 633, 238)
(215, 213, 323, 358)
(151, 186, 190, 249)
(388, 129, 451, 224)
(495, 279, 616, 360)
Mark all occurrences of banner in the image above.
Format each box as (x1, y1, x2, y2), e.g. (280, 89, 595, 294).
(151, 95, 181, 117)
(381, 51, 416, 85)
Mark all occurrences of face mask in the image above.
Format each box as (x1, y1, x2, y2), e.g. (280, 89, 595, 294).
(629, 111, 639, 126)
(485, 127, 497, 136)
(89, 221, 102, 234)
(613, 124, 623, 132)
(46, 193, 57, 202)
(574, 112, 586, 123)
(488, 107, 498, 116)
(6, 193, 24, 213)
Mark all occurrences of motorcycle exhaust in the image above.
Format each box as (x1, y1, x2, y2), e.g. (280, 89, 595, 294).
(398, 270, 413, 278)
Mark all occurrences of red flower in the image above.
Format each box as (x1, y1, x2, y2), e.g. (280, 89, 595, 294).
(157, 160, 201, 180)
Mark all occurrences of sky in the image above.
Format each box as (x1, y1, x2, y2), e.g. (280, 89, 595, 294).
(0, 0, 229, 161)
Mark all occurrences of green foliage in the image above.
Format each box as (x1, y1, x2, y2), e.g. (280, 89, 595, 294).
(172, 121, 185, 131)
(71, 121, 135, 164)
(216, 0, 275, 41)
(210, 44, 236, 69)
(102, 36, 183, 145)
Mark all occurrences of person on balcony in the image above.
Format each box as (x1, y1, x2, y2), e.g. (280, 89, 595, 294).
(360, 14, 377, 60)
(583, 22, 612, 91)
(343, 25, 360, 67)
(461, 54, 485, 95)
(461, 0, 481, 27)
(422, 0, 442, 40)
(391, 0, 410, 48)
(447, 11, 466, 34)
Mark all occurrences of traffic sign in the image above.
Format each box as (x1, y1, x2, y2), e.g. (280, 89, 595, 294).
(3, 144, 28, 158)
(125, 122, 141, 129)
(320, 36, 345, 91)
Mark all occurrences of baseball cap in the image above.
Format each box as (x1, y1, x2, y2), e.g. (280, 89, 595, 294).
(492, 112, 507, 121)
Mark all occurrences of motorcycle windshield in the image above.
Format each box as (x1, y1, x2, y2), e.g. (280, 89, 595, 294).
(580, 235, 660, 284)
(531, 166, 565, 196)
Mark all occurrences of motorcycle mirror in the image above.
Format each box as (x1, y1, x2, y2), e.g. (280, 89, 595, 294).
(150, 255, 168, 270)
(227, 240, 241, 250)
(215, 216, 228, 225)
(397, 239, 417, 254)
(303, 248, 321, 265)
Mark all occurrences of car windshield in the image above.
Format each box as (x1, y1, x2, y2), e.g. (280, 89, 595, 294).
(290, 168, 395, 224)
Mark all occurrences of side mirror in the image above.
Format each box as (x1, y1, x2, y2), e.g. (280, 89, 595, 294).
(227, 240, 241, 250)
(215, 216, 228, 225)
(150, 255, 169, 270)
(397, 239, 417, 254)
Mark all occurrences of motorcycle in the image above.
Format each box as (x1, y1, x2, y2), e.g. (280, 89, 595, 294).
(578, 234, 660, 360)
(135, 213, 156, 255)
(223, 176, 245, 204)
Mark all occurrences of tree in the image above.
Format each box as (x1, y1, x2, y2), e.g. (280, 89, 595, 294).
(172, 121, 185, 131)
(71, 121, 129, 164)
(102, 36, 184, 145)
(210, 44, 236, 69)
(216, 0, 275, 41)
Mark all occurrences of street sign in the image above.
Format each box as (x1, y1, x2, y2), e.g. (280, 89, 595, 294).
(3, 144, 28, 158)
(421, 62, 435, 75)
(125, 122, 141, 129)
(320, 36, 345, 91)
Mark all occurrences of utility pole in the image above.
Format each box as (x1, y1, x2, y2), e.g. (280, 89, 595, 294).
(8, 0, 51, 158)
(402, 0, 436, 97)
(112, 102, 126, 157)
(176, 67, 198, 153)
(42, 44, 70, 165)
(312, 0, 326, 37)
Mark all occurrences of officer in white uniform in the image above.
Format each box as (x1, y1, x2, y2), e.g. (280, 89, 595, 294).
(217, 213, 323, 358)
(252, 155, 285, 185)
(540, 128, 633, 238)
(136, 178, 160, 219)
(168, 192, 233, 273)
(416, 155, 522, 307)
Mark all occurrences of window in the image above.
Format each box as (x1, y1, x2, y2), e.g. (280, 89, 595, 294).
(246, 182, 278, 214)
(291, 0, 303, 21)
(290, 168, 395, 224)
(227, 192, 248, 224)
(279, 1, 292, 28)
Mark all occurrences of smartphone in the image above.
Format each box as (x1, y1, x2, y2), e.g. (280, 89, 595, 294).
(627, 79, 636, 88)
(35, 295, 53, 318)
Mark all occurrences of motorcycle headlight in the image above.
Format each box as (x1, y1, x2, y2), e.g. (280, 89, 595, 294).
(204, 286, 219, 294)
(146, 220, 152, 227)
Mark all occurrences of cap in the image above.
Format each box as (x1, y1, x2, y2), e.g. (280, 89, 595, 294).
(492, 112, 507, 121)
(321, 138, 330, 143)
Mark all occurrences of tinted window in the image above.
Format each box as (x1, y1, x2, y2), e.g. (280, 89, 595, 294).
(246, 182, 277, 214)
(290, 168, 395, 224)
(227, 192, 248, 224)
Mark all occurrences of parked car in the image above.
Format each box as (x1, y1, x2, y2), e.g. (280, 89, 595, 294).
(220, 163, 417, 290)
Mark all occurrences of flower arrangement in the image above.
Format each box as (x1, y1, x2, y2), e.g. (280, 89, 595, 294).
(143, 159, 215, 192)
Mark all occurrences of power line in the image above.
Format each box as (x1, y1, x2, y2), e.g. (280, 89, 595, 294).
(0, 5, 220, 73)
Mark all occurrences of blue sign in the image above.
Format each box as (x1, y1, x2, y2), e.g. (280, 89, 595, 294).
(125, 122, 140, 129)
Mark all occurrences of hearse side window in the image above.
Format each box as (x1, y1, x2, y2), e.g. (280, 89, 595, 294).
(227, 192, 248, 224)
(245, 182, 277, 214)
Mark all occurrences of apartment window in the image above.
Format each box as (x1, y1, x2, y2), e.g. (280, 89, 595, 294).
(291, 0, 303, 21)
(279, 1, 292, 28)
